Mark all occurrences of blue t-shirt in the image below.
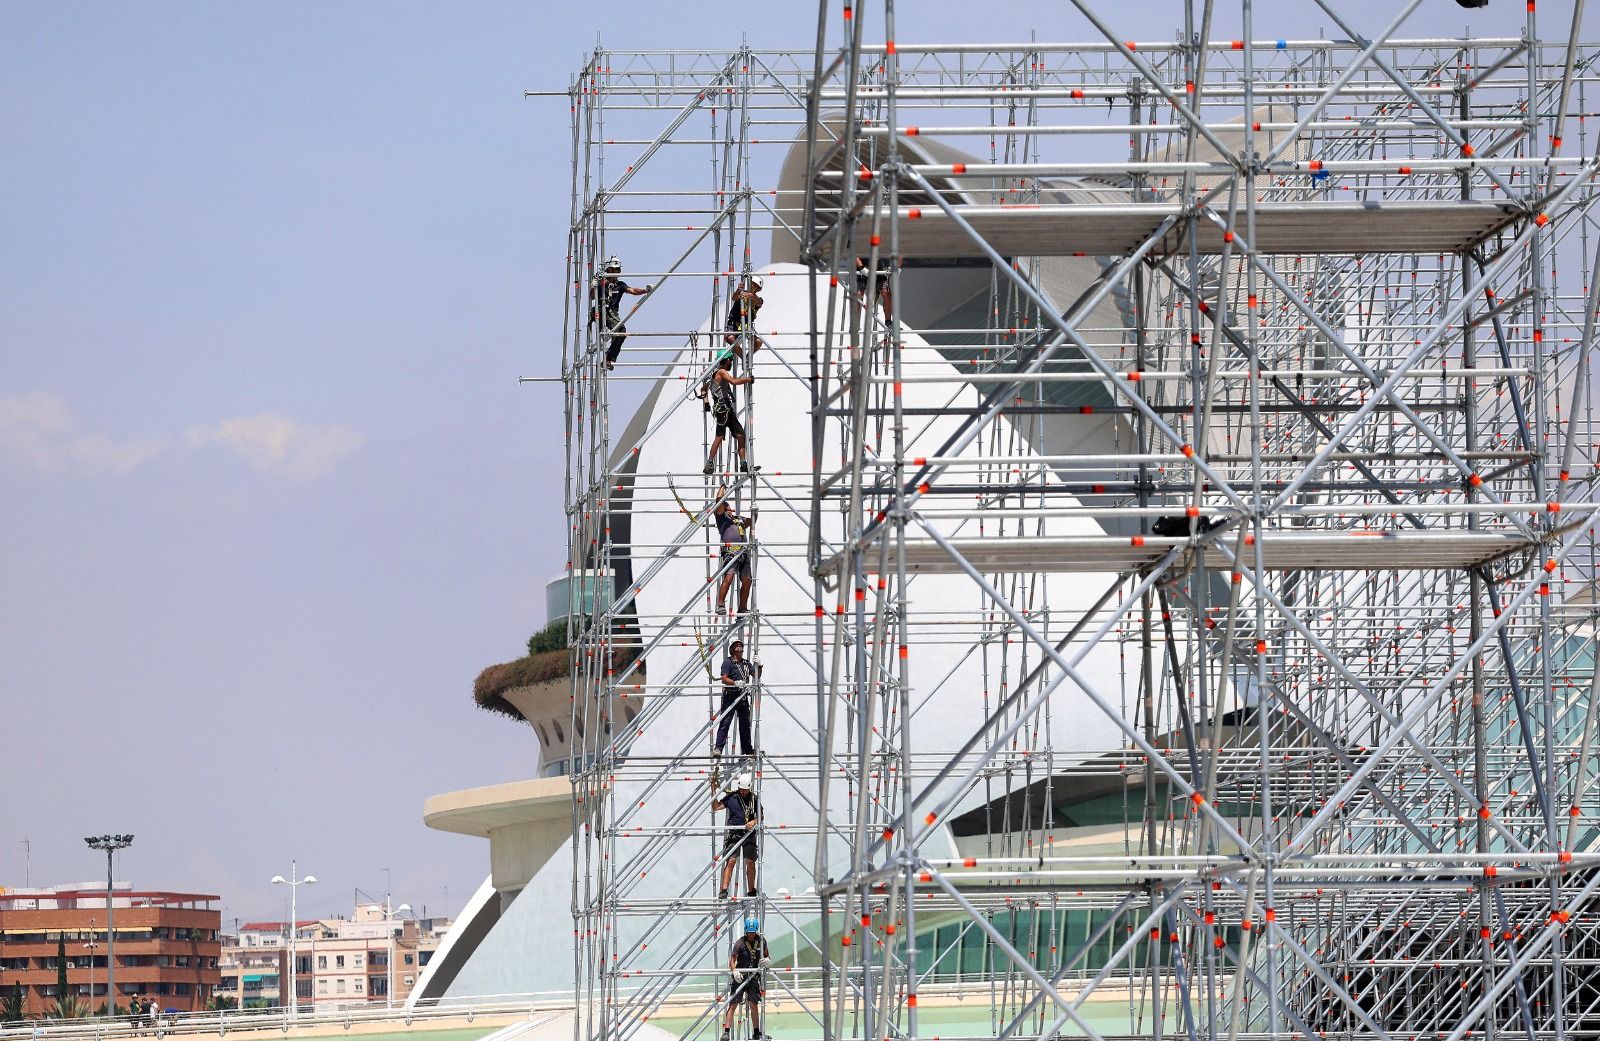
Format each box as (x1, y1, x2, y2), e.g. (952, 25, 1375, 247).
(721, 656, 753, 694)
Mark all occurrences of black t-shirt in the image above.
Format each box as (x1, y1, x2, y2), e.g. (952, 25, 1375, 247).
(711, 370, 737, 409)
(715, 512, 746, 551)
(855, 259, 888, 294)
(722, 790, 760, 829)
(732, 934, 768, 969)
(726, 291, 762, 328)
(593, 276, 629, 318)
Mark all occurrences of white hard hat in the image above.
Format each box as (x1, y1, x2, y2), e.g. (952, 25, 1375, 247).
(604, 256, 621, 272)
(749, 274, 764, 290)
(727, 771, 754, 792)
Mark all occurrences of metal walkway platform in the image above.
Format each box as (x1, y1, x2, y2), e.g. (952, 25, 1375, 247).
(871, 200, 1522, 258)
(867, 529, 1536, 575)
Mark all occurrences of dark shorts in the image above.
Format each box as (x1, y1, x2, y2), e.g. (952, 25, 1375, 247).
(721, 546, 750, 578)
(729, 975, 763, 1001)
(723, 829, 759, 860)
(715, 409, 745, 440)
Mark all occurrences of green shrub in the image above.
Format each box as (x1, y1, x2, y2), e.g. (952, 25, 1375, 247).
(526, 620, 568, 657)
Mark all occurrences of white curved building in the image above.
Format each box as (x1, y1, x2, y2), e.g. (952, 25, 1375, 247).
(414, 114, 1286, 1005)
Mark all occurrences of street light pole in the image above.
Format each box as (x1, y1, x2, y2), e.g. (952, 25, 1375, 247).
(270, 863, 316, 1021)
(84, 918, 99, 1015)
(381, 900, 409, 1010)
(84, 834, 133, 1020)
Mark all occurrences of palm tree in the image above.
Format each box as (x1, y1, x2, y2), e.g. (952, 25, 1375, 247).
(47, 992, 88, 1020)
(1, 987, 25, 1023)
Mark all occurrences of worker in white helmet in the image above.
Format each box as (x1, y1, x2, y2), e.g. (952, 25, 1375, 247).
(712, 770, 762, 900)
(722, 274, 767, 360)
(589, 256, 652, 370)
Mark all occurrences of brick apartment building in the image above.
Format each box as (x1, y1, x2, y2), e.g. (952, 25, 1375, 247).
(0, 884, 221, 1016)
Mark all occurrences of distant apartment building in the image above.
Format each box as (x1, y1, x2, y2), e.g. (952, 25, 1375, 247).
(215, 922, 301, 1009)
(0, 883, 221, 1016)
(216, 902, 448, 1010)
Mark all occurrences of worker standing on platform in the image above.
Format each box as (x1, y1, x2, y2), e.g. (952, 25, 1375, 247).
(720, 916, 770, 1039)
(723, 274, 767, 359)
(713, 639, 760, 757)
(704, 356, 757, 476)
(589, 256, 651, 370)
(713, 771, 762, 899)
(711, 495, 758, 614)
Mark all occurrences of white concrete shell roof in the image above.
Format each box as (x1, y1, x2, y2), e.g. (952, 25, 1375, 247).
(433, 265, 1126, 999)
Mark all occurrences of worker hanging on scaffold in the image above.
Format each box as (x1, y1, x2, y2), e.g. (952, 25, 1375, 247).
(713, 638, 760, 759)
(704, 354, 757, 475)
(723, 273, 767, 359)
(712, 494, 758, 614)
(588, 255, 651, 371)
(720, 916, 770, 1041)
(712, 769, 762, 900)
(854, 255, 893, 323)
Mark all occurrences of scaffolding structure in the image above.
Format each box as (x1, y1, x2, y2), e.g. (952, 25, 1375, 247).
(561, 43, 833, 1041)
(562, 3, 1600, 1040)
(802, 2, 1600, 1040)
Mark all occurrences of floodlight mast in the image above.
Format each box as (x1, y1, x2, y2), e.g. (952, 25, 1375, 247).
(83, 834, 132, 1019)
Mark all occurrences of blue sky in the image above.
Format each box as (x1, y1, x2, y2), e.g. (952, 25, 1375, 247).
(0, 0, 1562, 926)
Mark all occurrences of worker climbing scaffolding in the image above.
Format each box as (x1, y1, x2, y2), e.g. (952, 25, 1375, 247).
(711, 769, 761, 899)
(853, 255, 893, 322)
(588, 256, 651, 370)
(713, 639, 759, 757)
(703, 355, 757, 475)
(720, 917, 770, 1041)
(711, 494, 757, 615)
(722, 274, 767, 358)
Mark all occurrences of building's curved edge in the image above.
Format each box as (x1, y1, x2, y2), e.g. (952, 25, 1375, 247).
(406, 875, 501, 1008)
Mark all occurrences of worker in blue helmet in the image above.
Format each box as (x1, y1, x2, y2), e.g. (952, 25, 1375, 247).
(721, 916, 770, 1041)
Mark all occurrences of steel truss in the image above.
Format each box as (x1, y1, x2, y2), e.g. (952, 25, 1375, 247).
(802, 3, 1600, 1041)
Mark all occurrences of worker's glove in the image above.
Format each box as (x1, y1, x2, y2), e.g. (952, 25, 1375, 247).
(759, 957, 771, 969)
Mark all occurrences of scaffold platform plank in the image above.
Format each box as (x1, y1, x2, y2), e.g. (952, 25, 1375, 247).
(871, 200, 1520, 258)
(880, 530, 1533, 574)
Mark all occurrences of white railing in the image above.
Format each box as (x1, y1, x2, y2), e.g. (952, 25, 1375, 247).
(0, 992, 578, 1041)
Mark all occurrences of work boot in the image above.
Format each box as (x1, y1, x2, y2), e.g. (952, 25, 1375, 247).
(718, 888, 729, 900)
(704, 460, 715, 475)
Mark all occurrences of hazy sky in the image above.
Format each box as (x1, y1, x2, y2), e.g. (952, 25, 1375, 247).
(1, 0, 1564, 927)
